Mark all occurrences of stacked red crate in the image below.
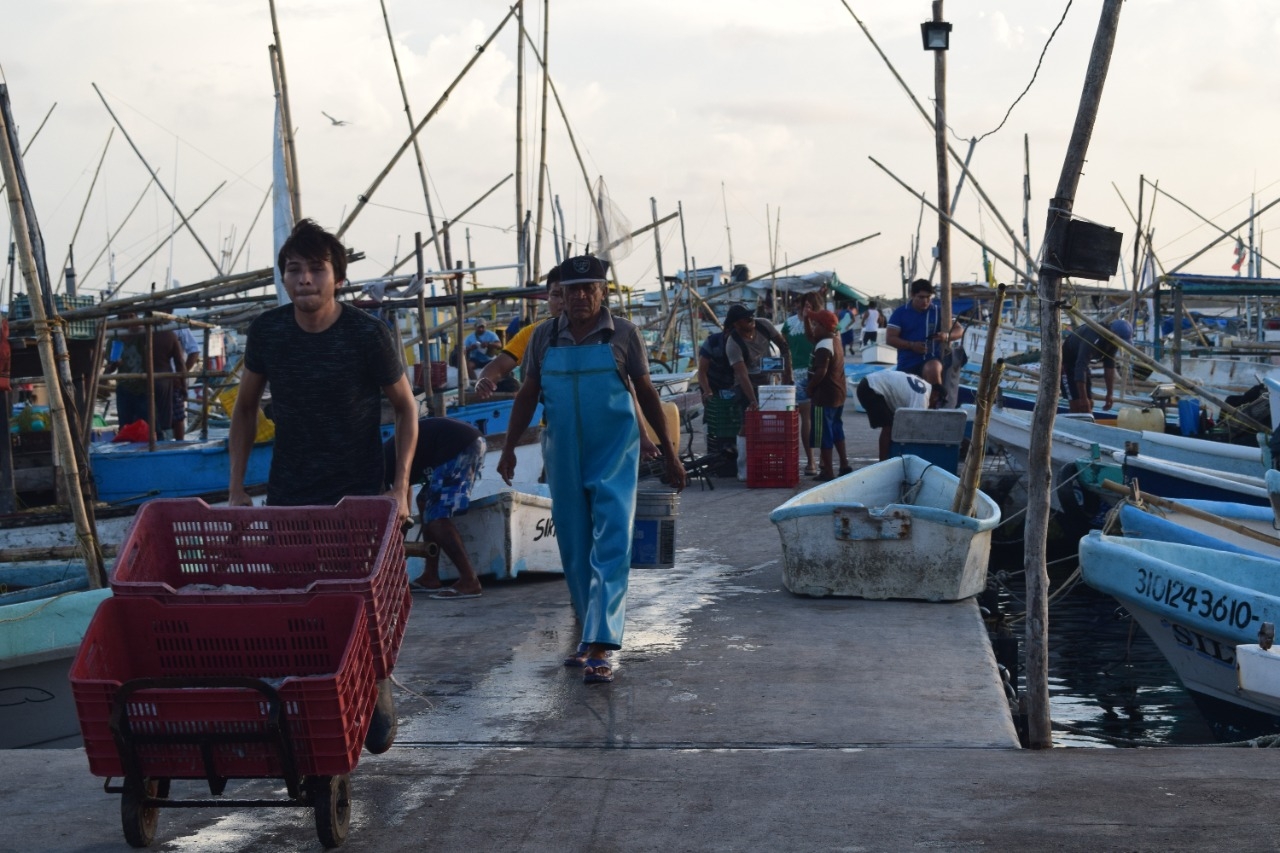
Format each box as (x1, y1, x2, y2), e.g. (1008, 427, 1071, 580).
(745, 410, 800, 488)
(108, 497, 410, 680)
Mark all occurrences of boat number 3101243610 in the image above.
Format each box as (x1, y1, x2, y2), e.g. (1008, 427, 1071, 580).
(1135, 567, 1259, 630)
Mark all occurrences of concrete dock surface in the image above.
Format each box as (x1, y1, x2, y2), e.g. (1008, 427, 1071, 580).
(7, 410, 1280, 852)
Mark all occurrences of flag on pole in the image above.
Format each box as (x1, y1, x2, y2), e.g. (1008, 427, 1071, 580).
(1231, 236, 1246, 273)
(272, 101, 294, 305)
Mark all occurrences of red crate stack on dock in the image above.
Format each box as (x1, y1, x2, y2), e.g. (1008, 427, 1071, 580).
(745, 410, 799, 488)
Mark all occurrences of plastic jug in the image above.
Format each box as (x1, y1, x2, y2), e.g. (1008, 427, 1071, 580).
(1116, 406, 1165, 433)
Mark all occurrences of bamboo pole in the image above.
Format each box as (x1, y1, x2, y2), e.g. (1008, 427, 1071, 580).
(267, 1, 301, 221)
(0, 85, 106, 588)
(1146, 178, 1279, 274)
(1100, 479, 1280, 550)
(0, 100, 55, 200)
(112, 181, 226, 295)
(1024, 0, 1124, 750)
(78, 174, 155, 289)
(56, 127, 113, 292)
(415, 232, 429, 390)
(514, 0, 526, 287)
(531, 0, 551, 284)
(869, 157, 1024, 279)
(338, 6, 518, 239)
(519, 27, 597, 229)
(651, 197, 669, 318)
(230, 181, 272, 273)
(379, 0, 444, 269)
(953, 284, 1006, 516)
(837, 1, 1034, 279)
(91, 83, 222, 276)
(383, 174, 513, 276)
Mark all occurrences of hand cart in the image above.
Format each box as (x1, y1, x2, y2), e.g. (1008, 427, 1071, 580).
(71, 594, 377, 848)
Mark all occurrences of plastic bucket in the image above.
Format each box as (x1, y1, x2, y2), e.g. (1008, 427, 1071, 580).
(757, 385, 796, 411)
(632, 489, 678, 568)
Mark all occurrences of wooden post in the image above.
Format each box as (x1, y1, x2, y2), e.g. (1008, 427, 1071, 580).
(445, 223, 467, 407)
(145, 319, 156, 451)
(414, 232, 430, 393)
(1024, 0, 1124, 750)
(932, 1, 953, 339)
(651, 198, 670, 321)
(0, 85, 106, 588)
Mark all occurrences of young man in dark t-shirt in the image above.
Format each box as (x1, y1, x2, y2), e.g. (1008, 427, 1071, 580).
(227, 218, 418, 755)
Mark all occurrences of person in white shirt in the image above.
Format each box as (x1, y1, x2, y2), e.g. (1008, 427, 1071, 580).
(861, 302, 882, 346)
(855, 369, 932, 460)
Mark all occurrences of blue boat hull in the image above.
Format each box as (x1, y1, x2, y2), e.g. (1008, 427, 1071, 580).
(1080, 532, 1280, 734)
(90, 440, 272, 505)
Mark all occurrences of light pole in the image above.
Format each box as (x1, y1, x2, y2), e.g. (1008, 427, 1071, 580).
(922, 3, 952, 349)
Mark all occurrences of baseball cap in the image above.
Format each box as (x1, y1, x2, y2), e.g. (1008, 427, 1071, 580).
(725, 303, 754, 325)
(557, 255, 608, 286)
(1109, 319, 1133, 342)
(810, 309, 839, 331)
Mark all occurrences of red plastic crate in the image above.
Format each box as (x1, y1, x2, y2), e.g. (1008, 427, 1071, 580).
(745, 411, 800, 488)
(109, 497, 410, 680)
(71, 594, 376, 780)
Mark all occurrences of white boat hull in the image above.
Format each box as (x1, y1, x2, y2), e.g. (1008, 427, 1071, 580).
(769, 455, 1001, 601)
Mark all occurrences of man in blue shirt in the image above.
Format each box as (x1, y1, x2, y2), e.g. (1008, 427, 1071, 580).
(463, 321, 502, 373)
(886, 279, 962, 398)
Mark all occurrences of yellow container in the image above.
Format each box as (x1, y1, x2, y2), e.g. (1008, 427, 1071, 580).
(1116, 406, 1165, 433)
(641, 401, 681, 446)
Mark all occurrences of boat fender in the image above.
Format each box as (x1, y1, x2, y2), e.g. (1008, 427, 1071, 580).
(1056, 462, 1099, 534)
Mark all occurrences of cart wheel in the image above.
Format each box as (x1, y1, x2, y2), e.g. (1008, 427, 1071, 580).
(312, 774, 351, 849)
(121, 777, 169, 848)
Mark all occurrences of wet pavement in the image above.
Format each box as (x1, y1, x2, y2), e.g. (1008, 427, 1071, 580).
(8, 409, 1280, 851)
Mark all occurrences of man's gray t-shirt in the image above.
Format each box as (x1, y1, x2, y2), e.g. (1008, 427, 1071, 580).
(245, 302, 405, 506)
(724, 318, 780, 375)
(523, 307, 649, 384)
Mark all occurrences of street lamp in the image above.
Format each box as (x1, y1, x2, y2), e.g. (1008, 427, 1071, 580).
(920, 20, 951, 51)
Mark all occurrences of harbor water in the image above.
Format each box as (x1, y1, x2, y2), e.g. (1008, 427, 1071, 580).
(989, 543, 1219, 747)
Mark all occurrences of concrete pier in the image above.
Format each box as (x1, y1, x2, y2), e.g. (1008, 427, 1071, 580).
(7, 407, 1279, 851)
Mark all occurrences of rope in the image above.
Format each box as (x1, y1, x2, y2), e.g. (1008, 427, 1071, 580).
(0, 589, 86, 625)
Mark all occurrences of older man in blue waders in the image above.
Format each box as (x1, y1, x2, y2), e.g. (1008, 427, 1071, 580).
(497, 255, 686, 684)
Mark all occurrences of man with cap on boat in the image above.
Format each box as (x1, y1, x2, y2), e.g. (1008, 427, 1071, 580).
(1061, 318, 1133, 414)
(497, 254, 686, 684)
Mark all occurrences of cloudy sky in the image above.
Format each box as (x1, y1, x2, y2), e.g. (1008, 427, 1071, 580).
(2, 1, 1278, 303)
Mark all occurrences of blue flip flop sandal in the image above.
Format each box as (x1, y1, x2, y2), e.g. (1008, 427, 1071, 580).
(583, 658, 614, 684)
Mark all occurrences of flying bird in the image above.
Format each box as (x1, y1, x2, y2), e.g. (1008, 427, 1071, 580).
(321, 111, 350, 126)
